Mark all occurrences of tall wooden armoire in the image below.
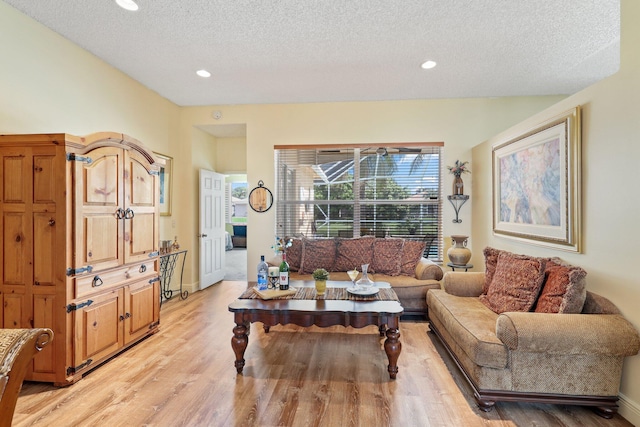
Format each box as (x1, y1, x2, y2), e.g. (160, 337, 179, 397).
(0, 132, 161, 386)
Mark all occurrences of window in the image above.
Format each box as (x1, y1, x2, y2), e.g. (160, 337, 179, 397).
(275, 144, 443, 261)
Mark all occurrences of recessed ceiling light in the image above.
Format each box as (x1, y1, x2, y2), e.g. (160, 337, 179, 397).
(115, 0, 139, 11)
(196, 69, 211, 78)
(421, 60, 437, 70)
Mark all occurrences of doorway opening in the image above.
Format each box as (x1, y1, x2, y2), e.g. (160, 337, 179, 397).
(225, 175, 247, 281)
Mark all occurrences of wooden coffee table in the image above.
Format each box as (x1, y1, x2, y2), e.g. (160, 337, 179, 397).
(228, 280, 404, 379)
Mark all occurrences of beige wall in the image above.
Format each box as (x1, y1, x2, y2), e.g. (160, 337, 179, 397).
(471, 1, 640, 422)
(0, 1, 181, 242)
(215, 137, 247, 173)
(179, 96, 564, 288)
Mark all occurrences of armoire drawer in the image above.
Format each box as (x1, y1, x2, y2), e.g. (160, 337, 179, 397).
(75, 261, 157, 298)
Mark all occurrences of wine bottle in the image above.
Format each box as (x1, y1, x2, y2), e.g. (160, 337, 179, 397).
(257, 255, 268, 290)
(279, 252, 290, 290)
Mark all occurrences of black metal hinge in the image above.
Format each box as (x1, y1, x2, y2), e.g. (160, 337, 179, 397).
(66, 299, 94, 313)
(66, 153, 93, 164)
(148, 276, 160, 284)
(149, 321, 160, 330)
(67, 359, 93, 376)
(149, 170, 160, 176)
(148, 251, 160, 258)
(66, 265, 93, 276)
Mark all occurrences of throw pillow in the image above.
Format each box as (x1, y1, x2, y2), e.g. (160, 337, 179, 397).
(482, 246, 504, 294)
(333, 237, 375, 271)
(400, 240, 427, 276)
(534, 258, 587, 313)
(299, 238, 337, 274)
(370, 238, 403, 276)
(285, 238, 303, 271)
(479, 252, 546, 314)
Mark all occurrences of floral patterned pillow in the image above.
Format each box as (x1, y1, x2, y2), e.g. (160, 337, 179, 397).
(483, 246, 504, 294)
(400, 240, 426, 276)
(370, 238, 403, 276)
(299, 239, 337, 274)
(479, 252, 546, 314)
(285, 238, 303, 271)
(333, 237, 375, 272)
(534, 258, 587, 313)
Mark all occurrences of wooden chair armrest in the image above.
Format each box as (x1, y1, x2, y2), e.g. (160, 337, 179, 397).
(0, 328, 53, 427)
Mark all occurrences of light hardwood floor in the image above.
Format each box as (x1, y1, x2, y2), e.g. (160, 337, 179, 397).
(14, 281, 633, 427)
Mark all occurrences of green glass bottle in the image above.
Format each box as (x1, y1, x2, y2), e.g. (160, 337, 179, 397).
(279, 253, 290, 290)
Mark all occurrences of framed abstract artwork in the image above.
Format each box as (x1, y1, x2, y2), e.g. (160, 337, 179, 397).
(492, 106, 582, 252)
(154, 152, 173, 216)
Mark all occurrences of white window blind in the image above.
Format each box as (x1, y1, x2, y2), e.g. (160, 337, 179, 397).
(275, 144, 443, 261)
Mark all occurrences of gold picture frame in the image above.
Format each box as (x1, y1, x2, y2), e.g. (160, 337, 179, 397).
(492, 106, 582, 252)
(154, 152, 173, 216)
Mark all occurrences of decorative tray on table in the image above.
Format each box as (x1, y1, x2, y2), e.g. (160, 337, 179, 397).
(346, 286, 379, 296)
(253, 287, 297, 300)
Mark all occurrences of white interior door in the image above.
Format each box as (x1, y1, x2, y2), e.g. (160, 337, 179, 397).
(199, 169, 225, 289)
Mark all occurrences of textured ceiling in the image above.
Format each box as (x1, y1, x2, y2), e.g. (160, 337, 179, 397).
(3, 0, 620, 107)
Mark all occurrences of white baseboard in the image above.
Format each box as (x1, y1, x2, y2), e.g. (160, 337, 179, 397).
(619, 393, 640, 426)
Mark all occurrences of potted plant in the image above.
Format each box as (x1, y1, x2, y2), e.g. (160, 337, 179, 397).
(447, 160, 470, 195)
(312, 268, 330, 296)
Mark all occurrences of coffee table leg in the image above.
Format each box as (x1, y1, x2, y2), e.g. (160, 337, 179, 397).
(232, 323, 248, 374)
(384, 327, 401, 379)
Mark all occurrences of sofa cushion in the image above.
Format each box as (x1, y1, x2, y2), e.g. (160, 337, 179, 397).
(333, 237, 375, 271)
(479, 252, 546, 314)
(299, 238, 337, 273)
(370, 238, 403, 276)
(534, 258, 587, 313)
(428, 289, 508, 369)
(400, 240, 427, 276)
(285, 238, 303, 271)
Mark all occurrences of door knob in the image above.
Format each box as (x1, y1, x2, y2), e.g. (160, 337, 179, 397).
(198, 233, 208, 238)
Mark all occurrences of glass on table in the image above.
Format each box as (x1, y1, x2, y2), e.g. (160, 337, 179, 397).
(347, 268, 359, 288)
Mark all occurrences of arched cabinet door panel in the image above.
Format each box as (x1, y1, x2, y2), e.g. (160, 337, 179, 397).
(73, 146, 124, 274)
(123, 151, 158, 265)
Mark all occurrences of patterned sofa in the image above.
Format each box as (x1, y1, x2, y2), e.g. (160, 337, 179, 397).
(270, 236, 443, 316)
(427, 247, 640, 417)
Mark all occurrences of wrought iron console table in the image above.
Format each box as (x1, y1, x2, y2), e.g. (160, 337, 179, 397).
(159, 249, 188, 303)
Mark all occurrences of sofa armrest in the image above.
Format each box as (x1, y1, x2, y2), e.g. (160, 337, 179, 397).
(442, 271, 484, 297)
(415, 258, 443, 281)
(496, 312, 640, 356)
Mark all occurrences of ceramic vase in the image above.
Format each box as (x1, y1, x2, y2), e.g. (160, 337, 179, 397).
(447, 235, 471, 265)
(315, 280, 327, 296)
(453, 175, 464, 195)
